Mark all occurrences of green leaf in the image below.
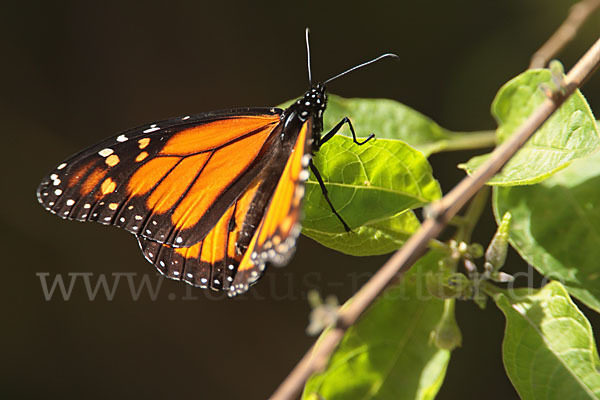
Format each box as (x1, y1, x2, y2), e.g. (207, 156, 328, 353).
(302, 210, 420, 256)
(494, 281, 600, 399)
(303, 251, 451, 400)
(279, 96, 442, 255)
(323, 94, 494, 156)
(493, 151, 600, 312)
(302, 135, 441, 256)
(459, 69, 600, 185)
(324, 95, 449, 156)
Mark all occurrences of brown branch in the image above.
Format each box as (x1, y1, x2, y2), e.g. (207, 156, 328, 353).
(271, 37, 600, 400)
(530, 0, 600, 68)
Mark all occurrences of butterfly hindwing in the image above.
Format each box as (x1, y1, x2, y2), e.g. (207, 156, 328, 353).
(230, 120, 313, 296)
(137, 170, 270, 292)
(37, 109, 283, 248)
(137, 202, 239, 291)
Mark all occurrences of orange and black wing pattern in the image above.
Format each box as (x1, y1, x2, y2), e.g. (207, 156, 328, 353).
(136, 120, 313, 295)
(37, 106, 316, 295)
(38, 83, 328, 296)
(231, 120, 312, 295)
(136, 175, 263, 291)
(37, 108, 282, 248)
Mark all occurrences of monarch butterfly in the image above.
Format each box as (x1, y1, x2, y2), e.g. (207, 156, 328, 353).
(36, 30, 398, 297)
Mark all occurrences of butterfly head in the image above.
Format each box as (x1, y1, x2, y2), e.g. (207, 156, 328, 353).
(296, 83, 327, 133)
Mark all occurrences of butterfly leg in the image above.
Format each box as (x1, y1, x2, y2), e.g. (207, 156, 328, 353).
(308, 160, 351, 232)
(318, 117, 375, 147)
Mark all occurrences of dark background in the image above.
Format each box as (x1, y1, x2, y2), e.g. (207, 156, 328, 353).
(3, 1, 600, 399)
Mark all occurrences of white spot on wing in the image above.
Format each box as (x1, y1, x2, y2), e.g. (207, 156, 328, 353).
(143, 125, 160, 133)
(301, 154, 311, 167)
(299, 170, 310, 181)
(57, 163, 67, 170)
(98, 148, 114, 157)
(116, 134, 128, 142)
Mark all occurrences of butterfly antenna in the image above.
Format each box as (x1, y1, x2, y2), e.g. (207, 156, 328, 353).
(323, 53, 399, 85)
(305, 28, 312, 86)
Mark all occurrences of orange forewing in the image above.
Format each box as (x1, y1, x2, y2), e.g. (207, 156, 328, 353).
(160, 116, 279, 156)
(79, 167, 107, 197)
(68, 160, 95, 188)
(146, 153, 211, 213)
(170, 127, 273, 231)
(127, 157, 180, 197)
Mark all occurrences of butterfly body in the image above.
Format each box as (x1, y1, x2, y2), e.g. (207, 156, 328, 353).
(37, 83, 329, 296)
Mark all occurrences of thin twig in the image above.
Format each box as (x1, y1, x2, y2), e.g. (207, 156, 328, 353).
(530, 0, 600, 68)
(271, 38, 600, 400)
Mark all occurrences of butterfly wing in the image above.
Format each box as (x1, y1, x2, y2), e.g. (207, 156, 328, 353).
(230, 119, 313, 296)
(136, 119, 313, 295)
(136, 174, 264, 291)
(37, 108, 283, 248)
